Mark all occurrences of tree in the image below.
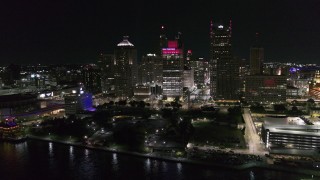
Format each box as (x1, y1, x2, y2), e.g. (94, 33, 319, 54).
(292, 106, 298, 111)
(129, 100, 137, 107)
(292, 100, 298, 105)
(118, 100, 127, 106)
(178, 117, 195, 143)
(307, 98, 315, 104)
(273, 104, 286, 112)
(137, 101, 146, 108)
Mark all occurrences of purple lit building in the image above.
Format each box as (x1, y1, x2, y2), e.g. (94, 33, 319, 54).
(64, 87, 94, 115)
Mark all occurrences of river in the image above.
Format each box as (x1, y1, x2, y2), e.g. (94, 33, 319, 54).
(0, 140, 315, 180)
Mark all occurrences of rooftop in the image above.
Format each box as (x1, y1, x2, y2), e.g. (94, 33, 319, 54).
(117, 36, 134, 47)
(262, 117, 306, 126)
(264, 124, 320, 137)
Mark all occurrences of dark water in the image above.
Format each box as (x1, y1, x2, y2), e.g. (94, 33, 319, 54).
(0, 140, 316, 180)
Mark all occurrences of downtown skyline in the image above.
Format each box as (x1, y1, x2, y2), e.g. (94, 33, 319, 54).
(0, 0, 319, 65)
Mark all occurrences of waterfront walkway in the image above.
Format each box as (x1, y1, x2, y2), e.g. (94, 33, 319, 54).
(26, 135, 320, 177)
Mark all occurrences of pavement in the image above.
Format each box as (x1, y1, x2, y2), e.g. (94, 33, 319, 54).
(242, 108, 267, 156)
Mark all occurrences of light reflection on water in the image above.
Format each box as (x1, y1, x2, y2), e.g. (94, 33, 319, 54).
(0, 140, 315, 180)
(250, 170, 255, 180)
(48, 142, 53, 157)
(145, 158, 151, 173)
(162, 161, 168, 172)
(112, 153, 119, 171)
(84, 149, 89, 157)
(15, 141, 28, 160)
(69, 146, 74, 160)
(177, 162, 182, 176)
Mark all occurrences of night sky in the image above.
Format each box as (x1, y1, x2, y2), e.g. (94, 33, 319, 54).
(0, 0, 319, 65)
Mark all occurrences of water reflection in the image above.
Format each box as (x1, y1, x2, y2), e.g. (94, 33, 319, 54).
(69, 146, 74, 159)
(0, 141, 314, 180)
(112, 153, 119, 171)
(177, 162, 182, 175)
(48, 142, 53, 157)
(15, 141, 27, 154)
(84, 149, 89, 157)
(161, 161, 168, 172)
(145, 158, 151, 173)
(249, 171, 255, 180)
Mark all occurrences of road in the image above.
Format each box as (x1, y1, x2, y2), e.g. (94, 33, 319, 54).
(242, 108, 267, 156)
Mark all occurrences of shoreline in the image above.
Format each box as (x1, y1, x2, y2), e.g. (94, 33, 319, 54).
(25, 135, 320, 177)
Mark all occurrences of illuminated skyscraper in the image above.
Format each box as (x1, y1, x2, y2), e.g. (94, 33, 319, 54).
(161, 32, 184, 98)
(210, 21, 239, 100)
(139, 54, 163, 85)
(82, 64, 101, 94)
(114, 36, 138, 98)
(250, 33, 264, 75)
(98, 53, 115, 95)
(159, 25, 168, 55)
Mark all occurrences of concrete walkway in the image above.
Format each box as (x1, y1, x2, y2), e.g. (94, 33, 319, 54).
(26, 135, 320, 177)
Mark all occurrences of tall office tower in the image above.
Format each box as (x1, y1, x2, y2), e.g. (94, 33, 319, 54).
(98, 53, 115, 95)
(250, 33, 264, 75)
(161, 33, 184, 99)
(159, 26, 168, 55)
(139, 54, 163, 85)
(114, 36, 138, 98)
(190, 57, 206, 88)
(210, 20, 239, 100)
(82, 64, 101, 94)
(185, 50, 193, 68)
(183, 50, 194, 89)
(239, 58, 249, 94)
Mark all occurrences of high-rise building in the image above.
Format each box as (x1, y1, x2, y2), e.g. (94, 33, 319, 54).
(98, 54, 115, 95)
(250, 33, 264, 75)
(183, 66, 194, 89)
(114, 36, 138, 98)
(185, 50, 193, 68)
(161, 33, 184, 99)
(160, 26, 168, 55)
(138, 54, 163, 86)
(210, 21, 239, 100)
(190, 57, 206, 88)
(82, 64, 101, 94)
(184, 49, 194, 89)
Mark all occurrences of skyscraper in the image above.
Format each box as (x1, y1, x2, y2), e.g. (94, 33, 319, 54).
(250, 33, 264, 75)
(138, 54, 163, 86)
(190, 57, 206, 88)
(210, 20, 239, 100)
(161, 33, 184, 99)
(97, 53, 115, 95)
(82, 64, 101, 94)
(114, 36, 138, 98)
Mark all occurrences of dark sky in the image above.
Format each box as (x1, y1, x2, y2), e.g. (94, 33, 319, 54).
(0, 0, 319, 65)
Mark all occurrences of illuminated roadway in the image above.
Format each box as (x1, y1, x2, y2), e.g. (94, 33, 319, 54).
(242, 108, 267, 156)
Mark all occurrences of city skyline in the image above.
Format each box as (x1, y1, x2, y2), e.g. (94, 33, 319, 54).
(0, 0, 320, 65)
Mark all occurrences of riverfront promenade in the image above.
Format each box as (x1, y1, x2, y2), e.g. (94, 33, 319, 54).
(26, 135, 320, 177)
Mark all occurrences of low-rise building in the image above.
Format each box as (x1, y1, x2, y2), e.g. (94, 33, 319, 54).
(261, 117, 320, 151)
(245, 75, 287, 103)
